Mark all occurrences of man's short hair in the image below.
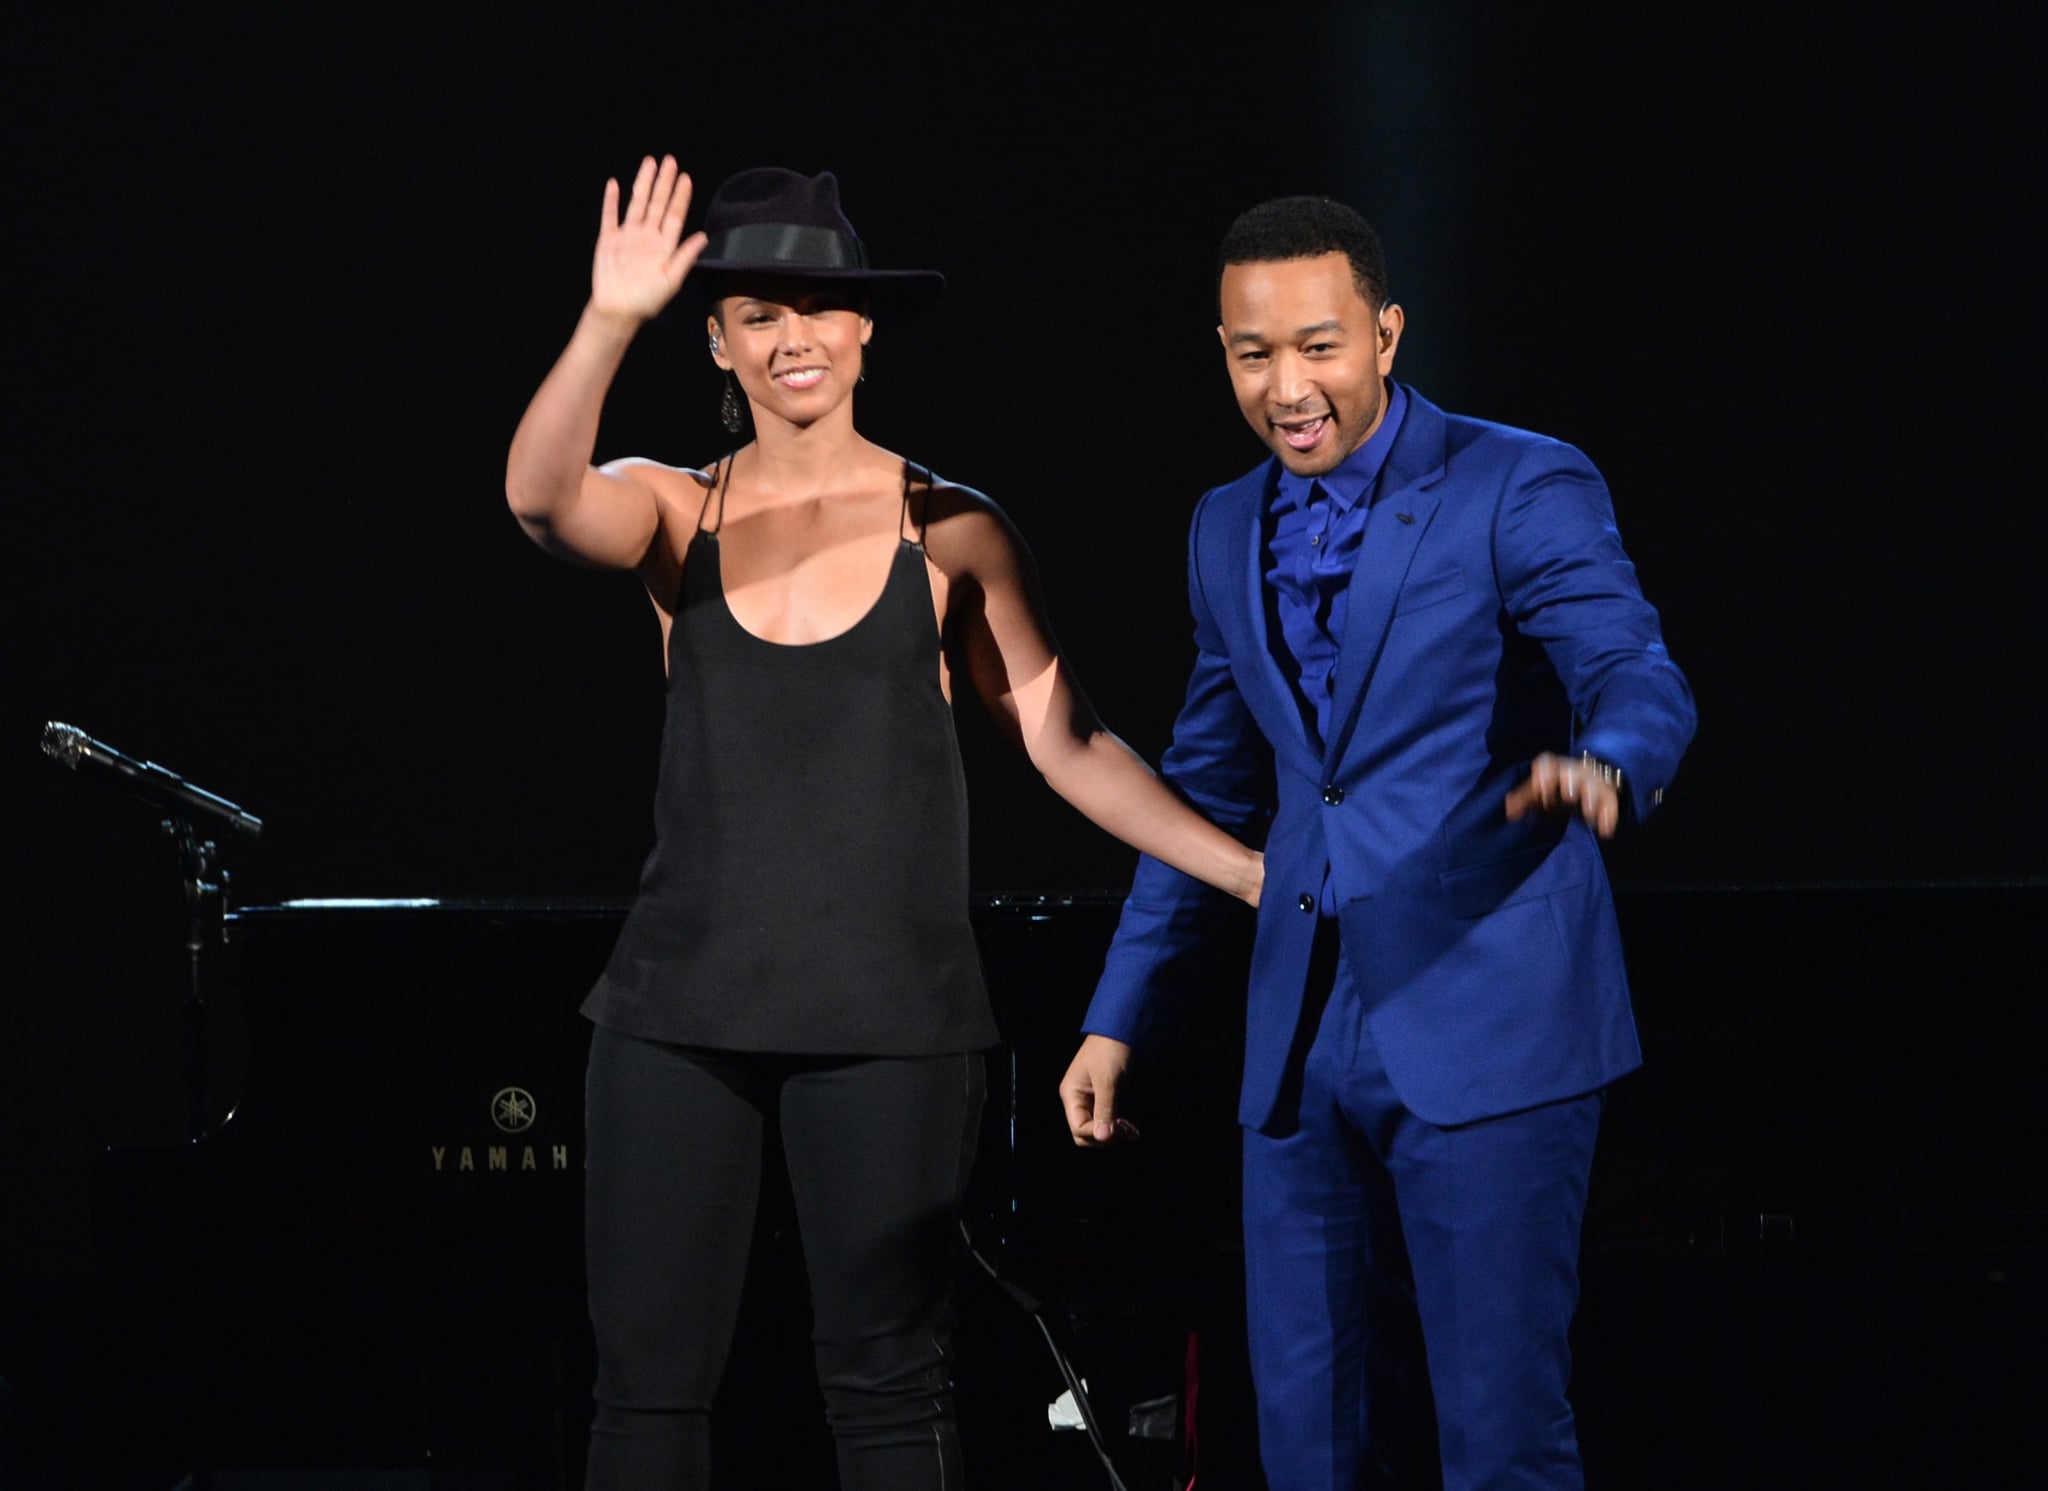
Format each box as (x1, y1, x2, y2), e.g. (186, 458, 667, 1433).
(1217, 196, 1389, 311)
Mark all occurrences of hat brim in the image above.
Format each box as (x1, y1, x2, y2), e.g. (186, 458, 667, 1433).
(676, 262, 945, 324)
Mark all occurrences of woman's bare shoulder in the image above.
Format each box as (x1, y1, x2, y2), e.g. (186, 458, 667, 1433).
(606, 456, 724, 528)
(917, 477, 1014, 531)
(597, 456, 720, 492)
(916, 477, 1035, 578)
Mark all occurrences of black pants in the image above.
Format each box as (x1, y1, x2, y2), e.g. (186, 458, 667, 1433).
(583, 1025, 985, 1491)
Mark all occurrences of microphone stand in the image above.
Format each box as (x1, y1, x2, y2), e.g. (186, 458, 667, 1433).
(39, 722, 260, 1142)
(121, 817, 238, 1491)
(40, 726, 261, 1489)
(166, 815, 232, 1144)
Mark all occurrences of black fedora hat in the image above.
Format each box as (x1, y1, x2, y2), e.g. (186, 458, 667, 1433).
(685, 167, 944, 320)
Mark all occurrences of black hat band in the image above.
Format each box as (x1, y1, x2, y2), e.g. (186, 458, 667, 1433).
(702, 222, 869, 272)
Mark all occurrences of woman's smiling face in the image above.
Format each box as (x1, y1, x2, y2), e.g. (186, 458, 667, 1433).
(710, 280, 872, 430)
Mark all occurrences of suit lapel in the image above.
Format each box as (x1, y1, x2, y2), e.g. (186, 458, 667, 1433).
(1204, 464, 1322, 777)
(1322, 394, 1449, 770)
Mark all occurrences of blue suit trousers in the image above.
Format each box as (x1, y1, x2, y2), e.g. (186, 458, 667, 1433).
(1243, 927, 1603, 1491)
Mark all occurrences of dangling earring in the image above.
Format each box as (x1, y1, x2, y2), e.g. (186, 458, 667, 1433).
(858, 345, 869, 385)
(719, 371, 744, 434)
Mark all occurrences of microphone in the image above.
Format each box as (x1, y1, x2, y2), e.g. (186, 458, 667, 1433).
(40, 722, 263, 842)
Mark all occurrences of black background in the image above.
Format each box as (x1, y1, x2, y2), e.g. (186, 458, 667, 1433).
(6, 0, 2042, 1301)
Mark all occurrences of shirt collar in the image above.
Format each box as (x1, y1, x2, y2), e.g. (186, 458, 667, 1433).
(1273, 381, 1409, 513)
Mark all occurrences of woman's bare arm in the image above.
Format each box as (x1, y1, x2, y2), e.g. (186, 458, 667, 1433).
(934, 490, 1263, 906)
(505, 155, 708, 568)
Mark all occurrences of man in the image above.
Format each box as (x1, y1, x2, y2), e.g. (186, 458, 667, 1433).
(1060, 196, 1696, 1489)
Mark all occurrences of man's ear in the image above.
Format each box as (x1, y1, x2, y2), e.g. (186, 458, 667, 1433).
(1376, 303, 1405, 373)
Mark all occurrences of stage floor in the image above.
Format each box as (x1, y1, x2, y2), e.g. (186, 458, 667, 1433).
(2, 1225, 2039, 1490)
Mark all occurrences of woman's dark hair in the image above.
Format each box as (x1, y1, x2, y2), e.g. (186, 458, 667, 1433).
(1216, 196, 1389, 310)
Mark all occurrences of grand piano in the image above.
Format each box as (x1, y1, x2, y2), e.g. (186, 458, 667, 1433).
(76, 882, 2046, 1490)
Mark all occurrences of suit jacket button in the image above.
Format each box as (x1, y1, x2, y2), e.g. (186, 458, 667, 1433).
(1322, 785, 1345, 805)
(1298, 893, 1315, 913)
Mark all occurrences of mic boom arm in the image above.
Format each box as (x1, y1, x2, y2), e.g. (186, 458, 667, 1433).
(41, 721, 264, 841)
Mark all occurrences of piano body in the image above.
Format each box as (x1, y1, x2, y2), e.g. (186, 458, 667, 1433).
(75, 883, 2046, 1490)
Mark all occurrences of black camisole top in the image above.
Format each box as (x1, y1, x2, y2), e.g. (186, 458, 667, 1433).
(581, 458, 997, 1055)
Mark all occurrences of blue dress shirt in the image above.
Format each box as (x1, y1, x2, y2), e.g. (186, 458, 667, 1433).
(1262, 382, 1410, 753)
(1263, 383, 1408, 917)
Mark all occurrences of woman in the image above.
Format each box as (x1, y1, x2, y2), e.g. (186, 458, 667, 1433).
(505, 156, 1261, 1491)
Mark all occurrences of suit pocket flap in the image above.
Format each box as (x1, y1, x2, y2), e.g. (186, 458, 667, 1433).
(1394, 565, 1468, 616)
(1439, 841, 1586, 918)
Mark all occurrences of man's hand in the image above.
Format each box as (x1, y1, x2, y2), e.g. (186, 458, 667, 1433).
(1060, 1034, 1138, 1146)
(1505, 751, 1623, 839)
(591, 154, 709, 327)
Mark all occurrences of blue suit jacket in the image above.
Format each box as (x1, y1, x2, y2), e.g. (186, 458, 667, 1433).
(1084, 386, 1697, 1132)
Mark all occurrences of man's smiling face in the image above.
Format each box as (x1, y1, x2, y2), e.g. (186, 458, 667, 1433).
(1217, 251, 1403, 477)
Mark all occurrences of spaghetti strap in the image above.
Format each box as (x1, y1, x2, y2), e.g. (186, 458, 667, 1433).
(898, 460, 936, 548)
(698, 453, 736, 536)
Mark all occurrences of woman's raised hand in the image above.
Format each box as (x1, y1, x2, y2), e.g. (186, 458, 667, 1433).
(591, 155, 709, 327)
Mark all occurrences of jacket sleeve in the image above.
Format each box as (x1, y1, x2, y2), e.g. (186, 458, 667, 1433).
(1083, 494, 1276, 1049)
(1493, 443, 1697, 824)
